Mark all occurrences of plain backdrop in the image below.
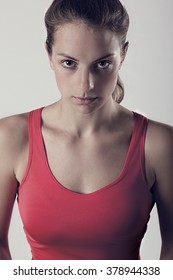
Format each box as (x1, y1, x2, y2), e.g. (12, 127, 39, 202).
(0, 0, 173, 260)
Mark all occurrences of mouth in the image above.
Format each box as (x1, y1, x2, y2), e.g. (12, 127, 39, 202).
(73, 97, 98, 105)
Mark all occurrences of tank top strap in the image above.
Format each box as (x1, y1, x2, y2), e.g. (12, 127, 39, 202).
(133, 112, 148, 145)
(125, 111, 148, 176)
(29, 107, 43, 135)
(29, 107, 44, 155)
(19, 107, 43, 188)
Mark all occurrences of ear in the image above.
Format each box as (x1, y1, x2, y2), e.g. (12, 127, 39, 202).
(119, 41, 129, 70)
(44, 43, 54, 70)
(123, 41, 129, 54)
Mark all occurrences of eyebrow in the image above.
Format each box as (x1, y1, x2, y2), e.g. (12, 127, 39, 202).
(56, 53, 116, 62)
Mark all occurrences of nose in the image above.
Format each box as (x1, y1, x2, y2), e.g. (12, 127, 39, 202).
(80, 68, 94, 94)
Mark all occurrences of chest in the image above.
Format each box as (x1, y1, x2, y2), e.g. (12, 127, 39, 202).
(42, 130, 130, 193)
(18, 165, 153, 258)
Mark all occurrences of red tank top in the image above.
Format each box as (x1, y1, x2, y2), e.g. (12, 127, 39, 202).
(18, 108, 154, 260)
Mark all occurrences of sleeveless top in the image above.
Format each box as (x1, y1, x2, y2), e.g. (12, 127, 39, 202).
(17, 108, 154, 260)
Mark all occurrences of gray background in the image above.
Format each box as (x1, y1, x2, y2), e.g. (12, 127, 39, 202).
(0, 0, 172, 259)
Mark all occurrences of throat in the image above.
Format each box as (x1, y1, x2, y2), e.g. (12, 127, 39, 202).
(58, 100, 118, 137)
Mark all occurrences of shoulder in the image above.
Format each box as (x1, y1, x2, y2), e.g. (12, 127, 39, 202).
(146, 119, 173, 158)
(145, 118, 173, 178)
(0, 113, 28, 158)
(0, 112, 28, 139)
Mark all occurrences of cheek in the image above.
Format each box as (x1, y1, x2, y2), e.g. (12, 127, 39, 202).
(97, 70, 118, 90)
(95, 73, 118, 98)
(53, 70, 67, 93)
(53, 69, 77, 95)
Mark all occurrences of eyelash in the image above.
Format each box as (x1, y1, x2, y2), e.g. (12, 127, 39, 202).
(61, 59, 112, 70)
(95, 60, 112, 70)
(61, 60, 77, 69)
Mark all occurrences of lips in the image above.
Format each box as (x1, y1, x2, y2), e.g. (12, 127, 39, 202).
(74, 97, 98, 105)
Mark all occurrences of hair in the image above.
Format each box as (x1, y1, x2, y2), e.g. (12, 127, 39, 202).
(44, 0, 129, 103)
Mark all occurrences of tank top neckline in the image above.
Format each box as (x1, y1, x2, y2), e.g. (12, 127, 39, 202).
(32, 107, 144, 196)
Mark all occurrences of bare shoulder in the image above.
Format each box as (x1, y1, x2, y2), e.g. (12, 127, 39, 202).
(145, 118, 173, 178)
(0, 113, 28, 158)
(0, 113, 28, 140)
(146, 119, 173, 157)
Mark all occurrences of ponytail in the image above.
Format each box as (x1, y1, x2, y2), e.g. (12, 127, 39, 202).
(112, 75, 124, 103)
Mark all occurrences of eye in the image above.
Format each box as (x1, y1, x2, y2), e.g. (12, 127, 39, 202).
(61, 60, 77, 69)
(95, 60, 111, 70)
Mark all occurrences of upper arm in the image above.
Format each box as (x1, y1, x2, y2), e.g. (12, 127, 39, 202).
(0, 114, 28, 251)
(147, 121, 173, 259)
(0, 119, 19, 247)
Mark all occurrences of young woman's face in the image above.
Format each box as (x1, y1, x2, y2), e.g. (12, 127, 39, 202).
(48, 21, 126, 114)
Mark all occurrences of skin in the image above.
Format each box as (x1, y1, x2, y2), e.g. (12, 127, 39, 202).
(0, 21, 173, 260)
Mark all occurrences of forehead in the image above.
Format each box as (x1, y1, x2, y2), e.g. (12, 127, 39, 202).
(53, 21, 121, 58)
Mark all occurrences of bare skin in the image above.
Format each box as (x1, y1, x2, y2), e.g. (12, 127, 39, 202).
(0, 21, 173, 259)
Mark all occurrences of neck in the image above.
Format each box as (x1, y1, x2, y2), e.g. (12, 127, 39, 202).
(55, 99, 118, 137)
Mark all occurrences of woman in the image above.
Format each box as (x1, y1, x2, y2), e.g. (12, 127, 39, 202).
(0, 0, 172, 260)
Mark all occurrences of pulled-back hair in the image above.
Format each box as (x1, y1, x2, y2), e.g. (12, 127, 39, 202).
(45, 0, 129, 103)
